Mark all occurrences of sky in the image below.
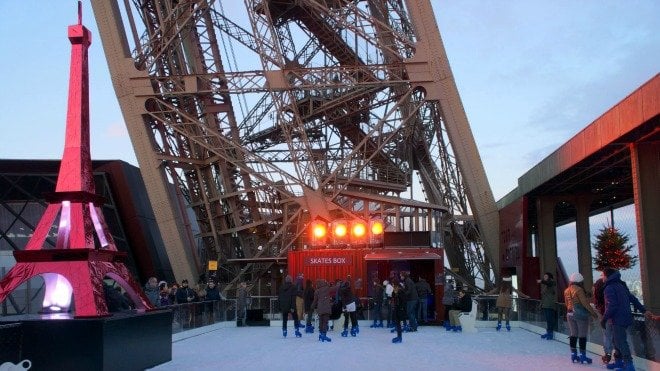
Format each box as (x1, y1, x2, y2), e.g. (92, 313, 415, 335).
(0, 1, 658, 201)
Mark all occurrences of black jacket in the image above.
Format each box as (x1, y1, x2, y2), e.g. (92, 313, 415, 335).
(278, 282, 296, 312)
(454, 293, 472, 313)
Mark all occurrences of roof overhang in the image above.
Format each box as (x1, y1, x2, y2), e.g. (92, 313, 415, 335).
(364, 249, 442, 261)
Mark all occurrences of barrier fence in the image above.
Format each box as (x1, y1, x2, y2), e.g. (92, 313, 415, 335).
(1, 296, 657, 364)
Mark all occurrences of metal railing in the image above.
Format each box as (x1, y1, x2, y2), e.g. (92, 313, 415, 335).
(472, 296, 658, 362)
(1, 295, 656, 363)
(166, 299, 237, 334)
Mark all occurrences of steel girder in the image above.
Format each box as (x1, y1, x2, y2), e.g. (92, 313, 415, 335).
(92, 0, 497, 292)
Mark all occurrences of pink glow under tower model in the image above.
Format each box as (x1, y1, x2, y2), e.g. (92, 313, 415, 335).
(0, 2, 153, 317)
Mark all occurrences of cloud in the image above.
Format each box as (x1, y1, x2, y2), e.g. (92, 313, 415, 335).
(105, 122, 128, 138)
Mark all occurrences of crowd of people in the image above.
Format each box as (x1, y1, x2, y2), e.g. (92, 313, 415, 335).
(128, 267, 654, 370)
(104, 276, 250, 329)
(276, 271, 439, 344)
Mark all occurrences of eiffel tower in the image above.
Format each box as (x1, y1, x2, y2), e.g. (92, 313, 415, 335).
(0, 2, 152, 317)
(92, 0, 499, 293)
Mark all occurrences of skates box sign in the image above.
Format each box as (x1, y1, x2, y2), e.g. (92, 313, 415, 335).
(305, 256, 352, 266)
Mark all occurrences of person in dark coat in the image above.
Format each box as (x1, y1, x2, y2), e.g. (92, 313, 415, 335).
(236, 282, 249, 327)
(176, 279, 198, 328)
(601, 268, 650, 370)
(370, 279, 384, 328)
(594, 277, 618, 365)
(311, 279, 332, 342)
(416, 277, 431, 324)
(390, 277, 407, 343)
(401, 271, 418, 331)
(539, 272, 557, 340)
(278, 275, 301, 338)
(339, 280, 359, 337)
(176, 279, 198, 304)
(303, 279, 315, 333)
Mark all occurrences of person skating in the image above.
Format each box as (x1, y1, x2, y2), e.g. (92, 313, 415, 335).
(442, 278, 455, 329)
(370, 279, 385, 328)
(593, 276, 619, 365)
(538, 272, 557, 340)
(339, 280, 359, 337)
(278, 275, 302, 338)
(564, 272, 598, 364)
(311, 279, 332, 342)
(390, 277, 407, 343)
(401, 271, 418, 332)
(485, 276, 529, 331)
(303, 279, 315, 333)
(601, 268, 651, 370)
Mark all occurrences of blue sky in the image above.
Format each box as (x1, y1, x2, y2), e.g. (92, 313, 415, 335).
(0, 1, 658, 200)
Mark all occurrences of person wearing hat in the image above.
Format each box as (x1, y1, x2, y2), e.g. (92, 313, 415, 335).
(564, 272, 598, 364)
(485, 275, 529, 331)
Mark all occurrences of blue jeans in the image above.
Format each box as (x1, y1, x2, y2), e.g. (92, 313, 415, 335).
(543, 308, 556, 333)
(602, 321, 614, 354)
(373, 301, 383, 322)
(406, 300, 418, 329)
(612, 324, 631, 361)
(418, 297, 428, 322)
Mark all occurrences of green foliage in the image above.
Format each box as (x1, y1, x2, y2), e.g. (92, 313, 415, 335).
(592, 225, 637, 271)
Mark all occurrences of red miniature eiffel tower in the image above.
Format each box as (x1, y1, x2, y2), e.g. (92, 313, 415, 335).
(0, 2, 153, 317)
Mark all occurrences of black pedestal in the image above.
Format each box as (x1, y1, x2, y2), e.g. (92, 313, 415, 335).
(245, 309, 270, 326)
(0, 310, 172, 371)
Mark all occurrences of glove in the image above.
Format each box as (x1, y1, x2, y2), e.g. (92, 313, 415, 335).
(600, 319, 606, 329)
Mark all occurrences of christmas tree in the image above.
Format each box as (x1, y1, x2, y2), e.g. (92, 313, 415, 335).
(592, 225, 638, 271)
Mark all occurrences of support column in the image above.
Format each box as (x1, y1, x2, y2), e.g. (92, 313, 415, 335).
(630, 141, 660, 313)
(575, 196, 593, 292)
(536, 197, 557, 279)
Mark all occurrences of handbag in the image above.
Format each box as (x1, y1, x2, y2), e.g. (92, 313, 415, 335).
(330, 301, 342, 320)
(572, 302, 589, 320)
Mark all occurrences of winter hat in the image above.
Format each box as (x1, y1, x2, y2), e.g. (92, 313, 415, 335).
(569, 272, 584, 283)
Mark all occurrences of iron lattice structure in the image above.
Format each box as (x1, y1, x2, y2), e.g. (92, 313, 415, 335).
(92, 0, 499, 293)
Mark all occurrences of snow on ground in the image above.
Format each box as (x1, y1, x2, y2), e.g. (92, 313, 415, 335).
(149, 322, 624, 371)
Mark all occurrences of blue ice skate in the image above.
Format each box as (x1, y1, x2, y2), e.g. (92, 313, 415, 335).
(578, 352, 592, 364)
(571, 350, 579, 363)
(606, 359, 624, 369)
(318, 332, 332, 342)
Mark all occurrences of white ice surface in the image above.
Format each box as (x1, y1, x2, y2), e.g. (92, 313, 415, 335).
(148, 321, 637, 371)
